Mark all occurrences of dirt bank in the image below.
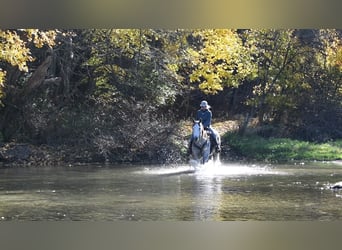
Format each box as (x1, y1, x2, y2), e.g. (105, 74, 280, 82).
(0, 120, 240, 168)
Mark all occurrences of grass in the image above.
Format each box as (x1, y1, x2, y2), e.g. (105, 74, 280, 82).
(223, 133, 342, 163)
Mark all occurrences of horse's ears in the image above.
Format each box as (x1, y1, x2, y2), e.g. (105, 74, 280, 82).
(199, 118, 202, 123)
(192, 118, 196, 123)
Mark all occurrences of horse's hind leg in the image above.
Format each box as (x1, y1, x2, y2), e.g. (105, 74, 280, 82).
(212, 151, 220, 164)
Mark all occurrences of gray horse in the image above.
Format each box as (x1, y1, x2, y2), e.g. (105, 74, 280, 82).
(191, 120, 211, 165)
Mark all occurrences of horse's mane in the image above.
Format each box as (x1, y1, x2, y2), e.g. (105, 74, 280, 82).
(192, 119, 208, 139)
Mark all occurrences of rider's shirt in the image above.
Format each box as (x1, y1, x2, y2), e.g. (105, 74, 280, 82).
(196, 109, 212, 128)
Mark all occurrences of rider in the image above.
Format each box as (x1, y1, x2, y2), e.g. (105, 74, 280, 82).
(188, 100, 221, 155)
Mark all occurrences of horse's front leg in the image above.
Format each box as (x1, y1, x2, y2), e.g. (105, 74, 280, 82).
(202, 141, 211, 164)
(191, 145, 201, 165)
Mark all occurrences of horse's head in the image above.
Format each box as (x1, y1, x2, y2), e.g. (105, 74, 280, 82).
(191, 119, 211, 164)
(192, 119, 204, 141)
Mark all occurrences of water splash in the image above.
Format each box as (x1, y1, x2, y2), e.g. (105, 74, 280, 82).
(140, 161, 287, 177)
(141, 165, 196, 176)
(196, 162, 287, 177)
(322, 181, 342, 191)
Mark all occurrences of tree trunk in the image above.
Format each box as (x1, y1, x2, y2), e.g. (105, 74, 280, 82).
(0, 55, 53, 141)
(239, 106, 256, 135)
(23, 55, 53, 96)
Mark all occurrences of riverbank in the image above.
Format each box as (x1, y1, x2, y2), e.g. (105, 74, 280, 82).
(0, 119, 341, 167)
(0, 120, 233, 167)
(224, 133, 342, 163)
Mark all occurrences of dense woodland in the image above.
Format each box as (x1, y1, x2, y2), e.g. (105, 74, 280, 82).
(0, 29, 341, 164)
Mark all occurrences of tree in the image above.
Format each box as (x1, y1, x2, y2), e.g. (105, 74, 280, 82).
(187, 29, 257, 95)
(0, 29, 59, 141)
(236, 29, 342, 140)
(292, 29, 342, 140)
(84, 29, 192, 108)
(239, 30, 299, 124)
(0, 29, 56, 101)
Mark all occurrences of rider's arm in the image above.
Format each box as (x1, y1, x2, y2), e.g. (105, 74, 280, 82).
(196, 110, 201, 121)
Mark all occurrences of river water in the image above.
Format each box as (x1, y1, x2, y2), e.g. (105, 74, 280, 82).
(0, 161, 342, 221)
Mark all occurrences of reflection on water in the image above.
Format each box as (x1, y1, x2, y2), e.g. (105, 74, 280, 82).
(0, 161, 342, 221)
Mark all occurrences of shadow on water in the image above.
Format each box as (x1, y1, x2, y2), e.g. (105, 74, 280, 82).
(0, 160, 342, 221)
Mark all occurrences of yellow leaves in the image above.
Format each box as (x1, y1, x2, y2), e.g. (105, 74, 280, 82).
(0, 29, 57, 94)
(199, 78, 223, 95)
(0, 69, 5, 86)
(25, 29, 56, 48)
(337, 45, 342, 62)
(1, 29, 57, 72)
(187, 48, 199, 57)
(167, 63, 178, 72)
(112, 64, 126, 77)
(318, 30, 342, 72)
(332, 45, 342, 70)
(189, 71, 200, 82)
(0, 30, 33, 72)
(0, 69, 5, 105)
(109, 29, 144, 58)
(188, 29, 253, 94)
(301, 82, 311, 90)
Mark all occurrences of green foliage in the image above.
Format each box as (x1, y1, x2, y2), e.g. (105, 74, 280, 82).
(232, 29, 342, 141)
(84, 29, 186, 107)
(225, 132, 342, 162)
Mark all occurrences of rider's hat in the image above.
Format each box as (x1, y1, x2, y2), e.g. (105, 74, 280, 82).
(200, 100, 210, 108)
